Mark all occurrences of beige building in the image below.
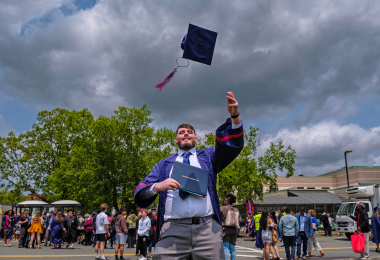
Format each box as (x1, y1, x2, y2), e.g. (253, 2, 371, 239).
(273, 166, 380, 201)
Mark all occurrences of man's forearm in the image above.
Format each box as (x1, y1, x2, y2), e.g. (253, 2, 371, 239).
(231, 116, 241, 125)
(104, 224, 109, 233)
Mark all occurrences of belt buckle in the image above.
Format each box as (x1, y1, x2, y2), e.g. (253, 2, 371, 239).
(192, 217, 200, 224)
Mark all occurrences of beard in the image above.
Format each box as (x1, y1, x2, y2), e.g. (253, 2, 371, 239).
(177, 139, 196, 150)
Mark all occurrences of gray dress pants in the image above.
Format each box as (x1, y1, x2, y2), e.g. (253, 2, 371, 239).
(307, 231, 322, 253)
(361, 232, 370, 258)
(44, 229, 51, 246)
(153, 217, 225, 260)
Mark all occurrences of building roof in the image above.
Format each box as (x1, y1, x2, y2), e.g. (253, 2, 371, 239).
(51, 200, 80, 205)
(14, 200, 82, 208)
(254, 190, 342, 205)
(17, 200, 48, 205)
(316, 166, 380, 177)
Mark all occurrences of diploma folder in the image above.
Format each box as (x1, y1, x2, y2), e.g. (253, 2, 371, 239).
(171, 161, 209, 197)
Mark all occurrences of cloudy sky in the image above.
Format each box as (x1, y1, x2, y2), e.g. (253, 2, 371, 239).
(1, 0, 380, 176)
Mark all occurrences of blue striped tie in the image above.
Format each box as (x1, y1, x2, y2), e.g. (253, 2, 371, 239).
(179, 153, 190, 200)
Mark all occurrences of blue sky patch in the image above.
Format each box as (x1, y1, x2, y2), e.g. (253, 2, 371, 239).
(20, 0, 98, 36)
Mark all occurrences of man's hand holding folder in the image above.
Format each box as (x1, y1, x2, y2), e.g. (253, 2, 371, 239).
(153, 178, 180, 192)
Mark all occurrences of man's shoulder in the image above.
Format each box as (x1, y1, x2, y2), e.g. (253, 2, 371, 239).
(98, 212, 107, 219)
(284, 214, 295, 219)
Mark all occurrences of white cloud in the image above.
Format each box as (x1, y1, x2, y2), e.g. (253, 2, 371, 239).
(258, 121, 380, 175)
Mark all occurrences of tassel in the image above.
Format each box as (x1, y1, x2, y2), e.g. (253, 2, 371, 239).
(154, 69, 177, 91)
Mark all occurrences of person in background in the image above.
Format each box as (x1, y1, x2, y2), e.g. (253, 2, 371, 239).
(50, 212, 63, 249)
(276, 210, 283, 243)
(1, 210, 15, 247)
(245, 213, 251, 236)
(220, 194, 239, 260)
(295, 208, 313, 260)
(278, 207, 287, 246)
(135, 212, 142, 256)
(260, 211, 274, 260)
(18, 211, 29, 248)
(109, 218, 116, 249)
(92, 211, 99, 247)
(146, 209, 156, 259)
(14, 213, 21, 241)
(83, 214, 94, 246)
(28, 211, 43, 249)
(347, 202, 370, 259)
(137, 209, 151, 260)
(254, 209, 262, 240)
(126, 215, 131, 246)
(77, 213, 85, 244)
(371, 207, 380, 253)
(239, 216, 246, 237)
(245, 215, 251, 239)
(44, 211, 54, 247)
(115, 208, 128, 260)
(247, 218, 252, 239)
(40, 212, 47, 243)
(62, 209, 80, 249)
(306, 209, 324, 257)
(320, 212, 331, 237)
(127, 209, 138, 248)
(270, 211, 280, 260)
(279, 207, 299, 260)
(327, 214, 334, 236)
(95, 204, 110, 260)
(104, 213, 112, 250)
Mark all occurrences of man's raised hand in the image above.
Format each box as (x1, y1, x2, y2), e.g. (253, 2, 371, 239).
(227, 91, 240, 124)
(153, 178, 181, 192)
(227, 91, 238, 116)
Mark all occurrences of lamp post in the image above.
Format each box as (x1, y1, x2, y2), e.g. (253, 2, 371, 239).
(344, 150, 352, 189)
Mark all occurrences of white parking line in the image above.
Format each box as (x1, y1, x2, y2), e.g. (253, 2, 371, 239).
(235, 245, 263, 253)
(235, 255, 260, 258)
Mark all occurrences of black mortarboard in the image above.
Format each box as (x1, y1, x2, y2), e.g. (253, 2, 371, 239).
(154, 24, 217, 91)
(181, 24, 218, 66)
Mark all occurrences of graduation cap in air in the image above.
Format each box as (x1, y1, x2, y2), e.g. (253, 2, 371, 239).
(154, 24, 218, 91)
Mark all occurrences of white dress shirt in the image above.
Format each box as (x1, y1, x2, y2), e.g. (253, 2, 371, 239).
(140, 123, 241, 221)
(300, 215, 305, 231)
(142, 147, 214, 221)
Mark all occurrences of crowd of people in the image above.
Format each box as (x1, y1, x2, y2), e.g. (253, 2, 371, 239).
(239, 203, 380, 260)
(1, 201, 380, 260)
(0, 204, 157, 260)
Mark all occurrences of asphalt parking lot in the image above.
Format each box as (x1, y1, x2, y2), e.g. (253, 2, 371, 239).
(1, 236, 380, 260)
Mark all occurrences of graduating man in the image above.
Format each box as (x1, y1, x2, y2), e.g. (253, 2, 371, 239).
(62, 209, 80, 249)
(134, 92, 244, 259)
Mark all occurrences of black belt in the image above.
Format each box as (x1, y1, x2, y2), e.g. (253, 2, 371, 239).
(165, 215, 214, 225)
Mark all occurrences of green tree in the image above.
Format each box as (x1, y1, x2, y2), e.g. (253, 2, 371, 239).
(0, 108, 94, 202)
(50, 105, 176, 212)
(0, 188, 27, 205)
